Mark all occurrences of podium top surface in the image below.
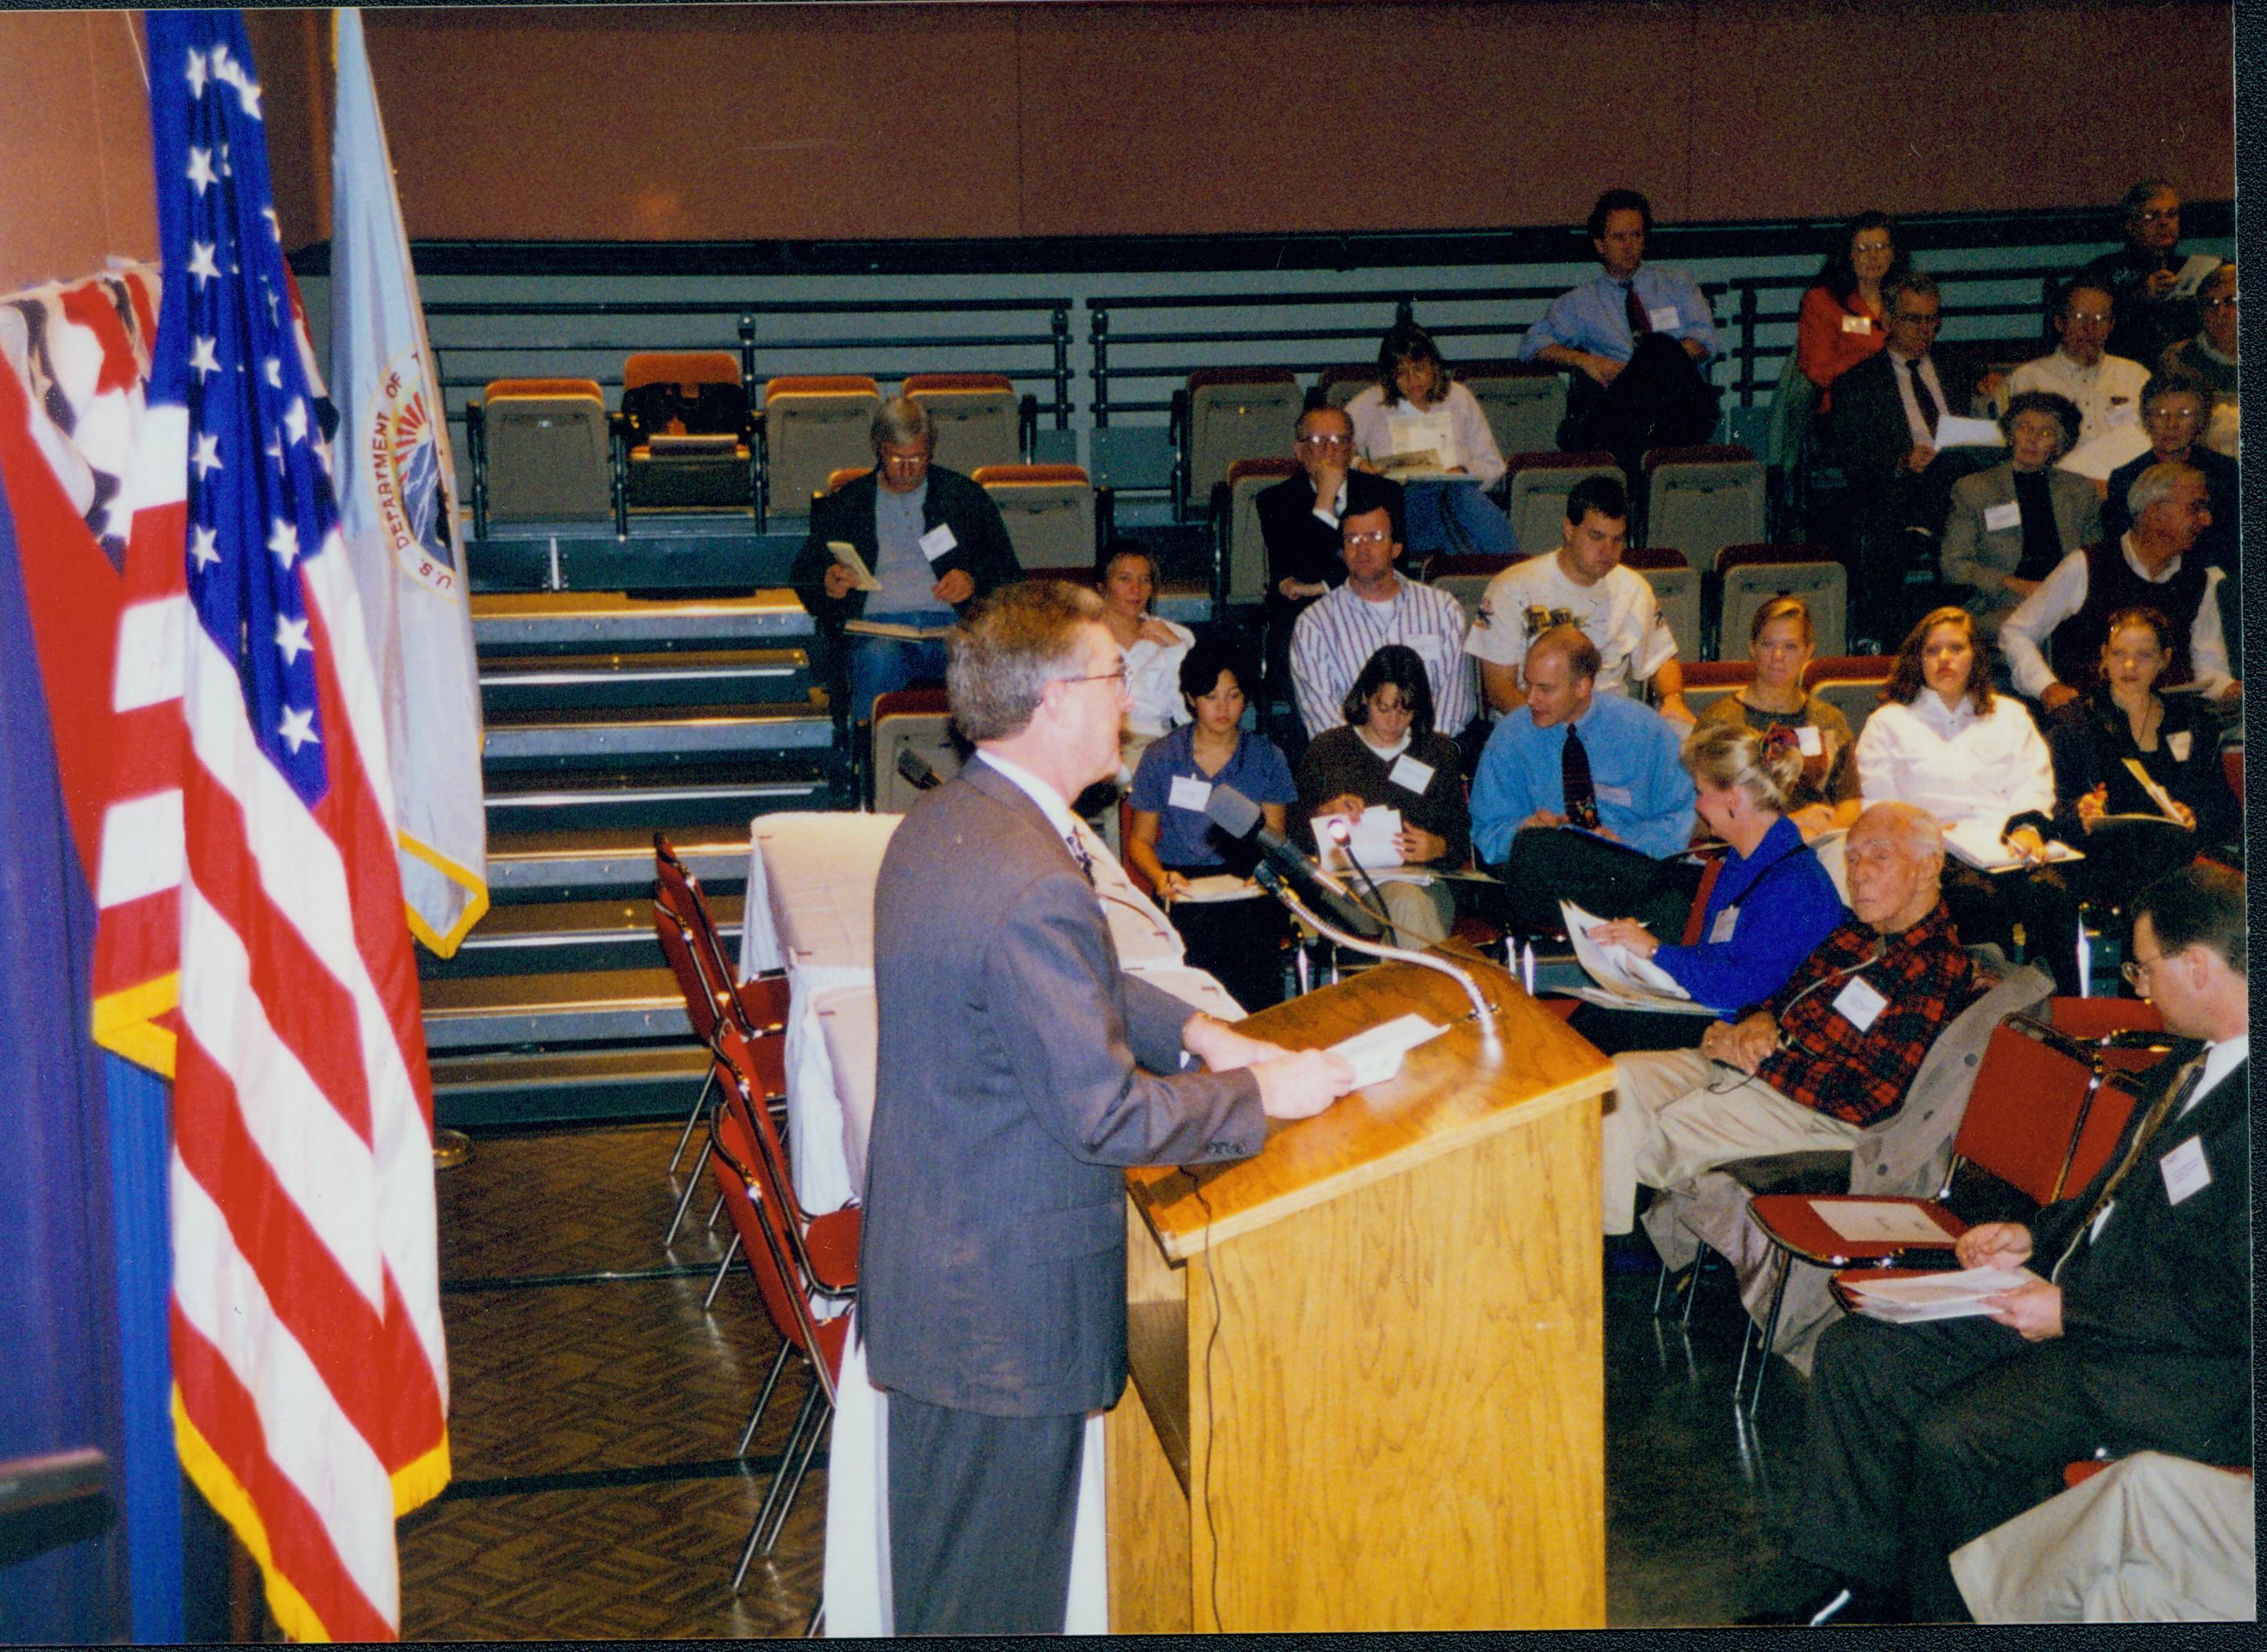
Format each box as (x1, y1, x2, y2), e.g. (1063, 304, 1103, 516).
(1125, 957, 1612, 1261)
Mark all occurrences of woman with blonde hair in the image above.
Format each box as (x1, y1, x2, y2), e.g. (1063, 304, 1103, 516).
(1574, 720, 1847, 1053)
(1697, 595, 1862, 839)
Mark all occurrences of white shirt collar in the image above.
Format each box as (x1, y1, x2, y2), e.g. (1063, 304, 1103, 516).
(1350, 572, 1407, 606)
(976, 748, 1080, 841)
(2119, 532, 2183, 584)
(2186, 1034, 2248, 1115)
(2054, 349, 2099, 378)
(1910, 691, 1979, 736)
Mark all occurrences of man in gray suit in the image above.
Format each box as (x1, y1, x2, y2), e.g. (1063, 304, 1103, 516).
(861, 579, 1356, 1634)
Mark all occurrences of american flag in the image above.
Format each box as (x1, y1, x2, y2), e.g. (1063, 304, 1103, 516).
(91, 12, 449, 1639)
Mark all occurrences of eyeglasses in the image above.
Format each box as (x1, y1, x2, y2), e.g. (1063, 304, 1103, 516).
(1852, 240, 1895, 256)
(2120, 949, 2168, 988)
(2201, 295, 2238, 312)
(1297, 433, 1353, 450)
(1058, 664, 1130, 691)
(1344, 529, 1394, 548)
(2134, 206, 2181, 223)
(1892, 310, 1942, 326)
(2063, 310, 2114, 327)
(2144, 405, 2203, 424)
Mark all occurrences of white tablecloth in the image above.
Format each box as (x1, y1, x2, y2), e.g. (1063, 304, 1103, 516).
(739, 808, 1227, 1636)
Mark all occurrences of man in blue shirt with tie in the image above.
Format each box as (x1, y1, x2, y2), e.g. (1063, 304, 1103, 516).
(1469, 625, 1697, 936)
(1522, 188, 1722, 476)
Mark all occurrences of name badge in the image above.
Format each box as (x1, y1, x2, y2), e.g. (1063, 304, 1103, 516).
(2160, 1136, 2211, 1205)
(2167, 730, 2192, 763)
(1389, 753, 1436, 793)
(1840, 313, 1873, 335)
(1595, 782, 1633, 808)
(1796, 725, 1824, 757)
(918, 523, 958, 563)
(1168, 774, 1212, 813)
(1983, 501, 2023, 533)
(1831, 974, 1889, 1031)
(2103, 400, 2138, 429)
(1647, 304, 1681, 331)
(1710, 905, 1740, 944)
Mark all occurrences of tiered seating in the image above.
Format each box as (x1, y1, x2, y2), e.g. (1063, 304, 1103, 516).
(1677, 659, 1755, 720)
(1426, 552, 1515, 627)
(1214, 456, 1298, 608)
(469, 378, 614, 527)
(1175, 367, 1302, 518)
(1506, 450, 1622, 558)
(1459, 360, 1569, 466)
(1717, 543, 1848, 659)
(1641, 444, 1766, 574)
(621, 350, 756, 512)
(871, 687, 959, 813)
(1621, 545, 1701, 665)
(1316, 363, 1373, 408)
(1802, 654, 1895, 734)
(972, 462, 1098, 571)
(761, 374, 882, 521)
(903, 371, 1026, 473)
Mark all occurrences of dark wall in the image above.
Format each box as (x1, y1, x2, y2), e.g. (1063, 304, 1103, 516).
(248, 0, 2233, 248)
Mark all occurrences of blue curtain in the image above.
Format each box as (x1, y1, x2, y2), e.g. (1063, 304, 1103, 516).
(0, 461, 179, 1639)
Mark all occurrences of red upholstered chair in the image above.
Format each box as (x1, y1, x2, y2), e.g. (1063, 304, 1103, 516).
(1737, 1014, 2109, 1415)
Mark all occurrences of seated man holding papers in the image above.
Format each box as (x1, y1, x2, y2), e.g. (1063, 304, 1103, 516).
(788, 395, 1023, 726)
(1751, 864, 2247, 1625)
(1468, 625, 1697, 939)
(1599, 802, 1975, 1237)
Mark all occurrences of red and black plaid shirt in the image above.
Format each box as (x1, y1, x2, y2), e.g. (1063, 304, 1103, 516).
(1755, 902, 1977, 1126)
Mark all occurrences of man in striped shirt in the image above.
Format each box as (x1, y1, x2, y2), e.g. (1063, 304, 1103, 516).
(1289, 503, 1476, 741)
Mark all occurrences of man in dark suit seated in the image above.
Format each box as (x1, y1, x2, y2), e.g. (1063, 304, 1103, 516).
(860, 580, 1356, 1634)
(1255, 404, 1403, 716)
(787, 395, 1023, 726)
(1750, 863, 2249, 1625)
(1827, 273, 1986, 642)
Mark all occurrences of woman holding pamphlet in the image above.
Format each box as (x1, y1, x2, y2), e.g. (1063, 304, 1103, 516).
(1855, 608, 2084, 992)
(1573, 723, 1846, 1053)
(1343, 321, 1513, 556)
(2044, 607, 2234, 908)
(1128, 637, 1297, 1009)
(1293, 645, 1471, 945)
(1695, 596, 1863, 839)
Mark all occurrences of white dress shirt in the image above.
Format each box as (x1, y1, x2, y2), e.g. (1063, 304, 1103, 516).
(1886, 347, 1954, 447)
(1853, 691, 2055, 835)
(2006, 350, 2151, 447)
(1997, 537, 2232, 698)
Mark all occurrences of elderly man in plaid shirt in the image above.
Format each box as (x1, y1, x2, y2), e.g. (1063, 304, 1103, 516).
(1599, 801, 1978, 1234)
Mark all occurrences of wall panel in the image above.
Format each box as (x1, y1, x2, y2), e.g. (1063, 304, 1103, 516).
(0, 11, 156, 293)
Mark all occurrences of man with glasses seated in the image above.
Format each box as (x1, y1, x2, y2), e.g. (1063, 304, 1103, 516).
(1827, 273, 1987, 633)
(1287, 502, 1476, 744)
(2005, 279, 2151, 452)
(2100, 370, 2238, 584)
(1256, 404, 1406, 671)
(2080, 181, 2205, 368)
(1749, 863, 2247, 1625)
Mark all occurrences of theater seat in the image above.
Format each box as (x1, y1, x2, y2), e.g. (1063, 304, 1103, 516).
(1642, 444, 1765, 574)
(1622, 545, 1700, 666)
(972, 462, 1096, 572)
(1459, 360, 1569, 468)
(473, 378, 613, 525)
(1718, 544, 1847, 660)
(1176, 368, 1302, 519)
(903, 372, 1023, 473)
(621, 351, 755, 512)
(1216, 457, 1299, 608)
(1506, 450, 1621, 560)
(762, 375, 882, 523)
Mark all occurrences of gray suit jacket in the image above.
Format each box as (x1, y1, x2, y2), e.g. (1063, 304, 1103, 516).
(1939, 464, 2101, 638)
(860, 755, 1266, 1416)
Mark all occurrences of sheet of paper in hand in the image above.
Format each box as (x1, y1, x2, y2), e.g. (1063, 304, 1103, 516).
(1329, 1011, 1450, 1088)
(1313, 806, 1403, 871)
(1559, 900, 1715, 1014)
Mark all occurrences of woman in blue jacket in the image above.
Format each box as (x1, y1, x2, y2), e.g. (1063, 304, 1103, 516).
(1572, 722, 1848, 1054)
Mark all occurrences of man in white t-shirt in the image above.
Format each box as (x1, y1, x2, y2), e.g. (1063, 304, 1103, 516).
(1465, 473, 1691, 722)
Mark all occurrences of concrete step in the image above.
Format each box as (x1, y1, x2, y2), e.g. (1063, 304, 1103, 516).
(420, 893, 744, 980)
(480, 698, 835, 766)
(421, 965, 690, 1052)
(429, 1042, 712, 1131)
(471, 589, 813, 653)
(486, 824, 755, 903)
(479, 647, 813, 713)
(482, 764, 837, 835)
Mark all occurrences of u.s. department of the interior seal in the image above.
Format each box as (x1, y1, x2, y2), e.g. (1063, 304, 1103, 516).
(367, 347, 458, 596)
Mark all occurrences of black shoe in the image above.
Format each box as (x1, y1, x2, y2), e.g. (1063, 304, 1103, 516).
(1739, 1580, 1908, 1625)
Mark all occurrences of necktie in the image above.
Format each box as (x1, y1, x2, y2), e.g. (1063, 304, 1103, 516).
(1562, 723, 1600, 831)
(1903, 357, 1945, 442)
(1623, 283, 1650, 338)
(1063, 828, 1095, 886)
(2049, 1054, 2206, 1282)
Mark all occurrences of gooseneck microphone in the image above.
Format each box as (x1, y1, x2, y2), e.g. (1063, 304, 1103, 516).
(1202, 783, 1384, 939)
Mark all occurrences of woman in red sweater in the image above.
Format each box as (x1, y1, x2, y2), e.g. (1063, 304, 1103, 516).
(1796, 211, 1906, 408)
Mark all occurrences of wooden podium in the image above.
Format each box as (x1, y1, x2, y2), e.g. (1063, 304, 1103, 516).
(1105, 955, 1613, 1631)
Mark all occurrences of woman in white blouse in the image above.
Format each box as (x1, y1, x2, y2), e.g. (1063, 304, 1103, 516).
(1099, 542, 1194, 774)
(1344, 321, 1515, 558)
(1855, 607, 2083, 992)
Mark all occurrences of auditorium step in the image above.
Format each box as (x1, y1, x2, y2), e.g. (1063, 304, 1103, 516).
(471, 589, 816, 653)
(486, 824, 754, 904)
(479, 647, 813, 713)
(419, 893, 743, 981)
(422, 965, 692, 1051)
(429, 1042, 712, 1132)
(481, 698, 835, 766)
(482, 764, 837, 835)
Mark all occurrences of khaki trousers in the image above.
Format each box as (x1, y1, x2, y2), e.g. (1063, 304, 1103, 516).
(1600, 1048, 1864, 1235)
(1950, 1451, 2257, 1623)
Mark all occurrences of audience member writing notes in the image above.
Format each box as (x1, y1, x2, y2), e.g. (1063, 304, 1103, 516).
(1939, 821, 2084, 873)
(1313, 806, 1404, 874)
(1378, 407, 1459, 476)
(1328, 1012, 1449, 1089)
(1562, 900, 1717, 1015)
(1841, 1266, 2045, 1324)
